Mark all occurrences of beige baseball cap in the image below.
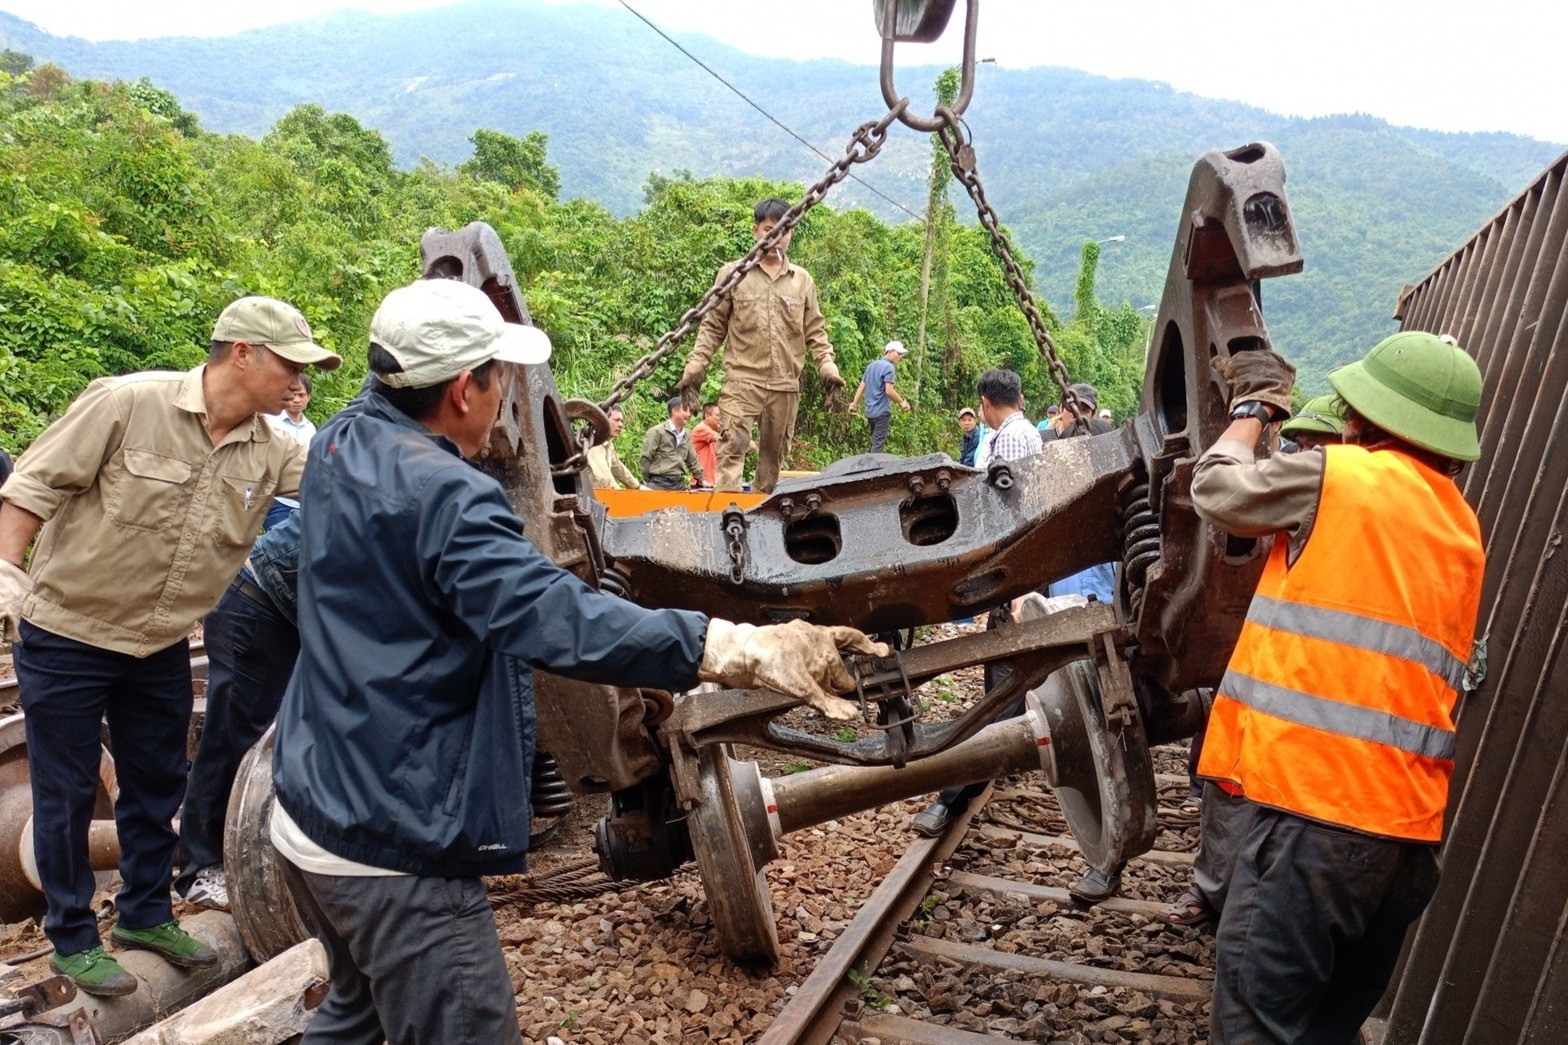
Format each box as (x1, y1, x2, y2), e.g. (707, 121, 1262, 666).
(212, 296, 342, 371)
(370, 279, 551, 389)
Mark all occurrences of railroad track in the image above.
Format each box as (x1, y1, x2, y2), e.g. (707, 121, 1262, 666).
(760, 766, 1212, 1044)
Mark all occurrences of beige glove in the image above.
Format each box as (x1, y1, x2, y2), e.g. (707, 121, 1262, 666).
(1214, 350, 1296, 421)
(699, 618, 890, 721)
(0, 560, 33, 645)
(818, 361, 845, 395)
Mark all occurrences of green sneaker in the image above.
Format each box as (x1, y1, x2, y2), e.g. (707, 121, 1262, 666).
(51, 945, 139, 997)
(111, 919, 219, 969)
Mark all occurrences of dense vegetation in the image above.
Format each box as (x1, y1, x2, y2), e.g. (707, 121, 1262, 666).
(0, 60, 1147, 471)
(2, 1, 1557, 389)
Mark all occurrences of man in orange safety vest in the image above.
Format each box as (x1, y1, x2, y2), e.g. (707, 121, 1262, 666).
(1191, 332, 1486, 1044)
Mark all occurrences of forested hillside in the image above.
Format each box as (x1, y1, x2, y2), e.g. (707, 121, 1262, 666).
(0, 64, 1146, 469)
(0, 2, 1560, 388)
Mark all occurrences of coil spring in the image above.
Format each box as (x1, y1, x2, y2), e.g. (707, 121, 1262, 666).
(598, 565, 631, 599)
(530, 752, 576, 819)
(1120, 480, 1160, 619)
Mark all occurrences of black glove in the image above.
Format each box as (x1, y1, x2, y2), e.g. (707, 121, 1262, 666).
(1215, 350, 1295, 420)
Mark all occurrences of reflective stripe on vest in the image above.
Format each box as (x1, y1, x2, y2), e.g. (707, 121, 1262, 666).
(1245, 595, 1470, 695)
(1218, 668, 1456, 761)
(1197, 444, 1484, 842)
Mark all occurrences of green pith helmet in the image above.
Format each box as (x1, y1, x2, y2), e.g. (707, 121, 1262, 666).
(1280, 394, 1345, 439)
(1327, 331, 1482, 461)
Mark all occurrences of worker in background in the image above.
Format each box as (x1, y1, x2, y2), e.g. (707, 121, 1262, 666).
(586, 406, 644, 490)
(1279, 393, 1346, 454)
(675, 198, 843, 493)
(691, 402, 721, 486)
(640, 396, 706, 490)
(1163, 394, 1347, 928)
(912, 368, 1040, 837)
(1192, 332, 1485, 1043)
(175, 504, 304, 911)
(1041, 383, 1114, 440)
(849, 339, 912, 453)
(1039, 379, 1122, 904)
(269, 279, 887, 1043)
(0, 297, 339, 996)
(957, 407, 981, 467)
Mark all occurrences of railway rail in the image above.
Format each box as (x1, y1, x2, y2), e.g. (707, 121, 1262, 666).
(761, 764, 1213, 1045)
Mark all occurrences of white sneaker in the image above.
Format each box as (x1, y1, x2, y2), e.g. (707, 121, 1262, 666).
(185, 866, 230, 911)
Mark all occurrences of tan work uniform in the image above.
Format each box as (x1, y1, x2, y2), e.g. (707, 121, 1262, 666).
(2, 365, 306, 654)
(586, 442, 639, 490)
(687, 259, 837, 493)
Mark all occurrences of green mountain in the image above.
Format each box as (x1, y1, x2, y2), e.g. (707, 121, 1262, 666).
(2, 1, 1559, 388)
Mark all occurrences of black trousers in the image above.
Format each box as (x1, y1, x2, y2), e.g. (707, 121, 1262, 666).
(14, 622, 192, 953)
(1192, 782, 1253, 914)
(175, 577, 298, 893)
(280, 860, 522, 1045)
(867, 411, 893, 453)
(644, 472, 688, 490)
(1211, 805, 1440, 1045)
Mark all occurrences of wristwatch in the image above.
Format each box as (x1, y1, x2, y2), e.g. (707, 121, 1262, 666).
(1229, 400, 1277, 425)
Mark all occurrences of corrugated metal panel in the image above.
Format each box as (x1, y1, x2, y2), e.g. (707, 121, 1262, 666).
(1383, 148, 1568, 1044)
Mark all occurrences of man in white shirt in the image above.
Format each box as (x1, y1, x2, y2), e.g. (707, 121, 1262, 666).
(272, 375, 317, 445)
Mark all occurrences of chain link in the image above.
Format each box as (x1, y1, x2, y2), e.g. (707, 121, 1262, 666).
(596, 102, 908, 416)
(933, 106, 1080, 415)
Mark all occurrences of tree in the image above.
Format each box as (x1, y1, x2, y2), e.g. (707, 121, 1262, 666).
(0, 50, 32, 76)
(461, 129, 561, 201)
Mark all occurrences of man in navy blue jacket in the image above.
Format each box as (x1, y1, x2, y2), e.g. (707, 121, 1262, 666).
(270, 278, 884, 1045)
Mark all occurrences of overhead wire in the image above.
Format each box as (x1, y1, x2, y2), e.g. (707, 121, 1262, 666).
(614, 0, 923, 222)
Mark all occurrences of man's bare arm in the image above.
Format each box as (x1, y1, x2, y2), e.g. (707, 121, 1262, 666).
(0, 502, 44, 569)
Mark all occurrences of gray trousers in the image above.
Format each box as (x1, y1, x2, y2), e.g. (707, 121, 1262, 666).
(867, 411, 892, 453)
(1211, 806, 1439, 1045)
(1192, 781, 1254, 914)
(281, 860, 522, 1045)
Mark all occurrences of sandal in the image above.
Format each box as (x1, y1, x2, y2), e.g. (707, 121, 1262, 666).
(1162, 887, 1213, 926)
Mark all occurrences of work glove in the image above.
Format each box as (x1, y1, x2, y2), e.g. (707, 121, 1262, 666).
(0, 560, 32, 645)
(818, 362, 845, 396)
(699, 618, 890, 721)
(673, 360, 707, 408)
(1214, 350, 1296, 421)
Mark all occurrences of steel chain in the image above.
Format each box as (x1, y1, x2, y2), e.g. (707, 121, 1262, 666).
(933, 106, 1081, 414)
(595, 101, 909, 417)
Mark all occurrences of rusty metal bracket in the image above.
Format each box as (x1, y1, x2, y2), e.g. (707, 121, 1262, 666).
(852, 653, 918, 768)
(1090, 629, 1139, 735)
(663, 604, 1122, 768)
(0, 975, 74, 1020)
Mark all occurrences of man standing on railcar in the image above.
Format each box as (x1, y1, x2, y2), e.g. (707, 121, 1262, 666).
(675, 197, 844, 493)
(1192, 333, 1486, 1043)
(0, 297, 339, 995)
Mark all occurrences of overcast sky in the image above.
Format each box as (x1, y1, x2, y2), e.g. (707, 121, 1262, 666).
(3, 0, 1564, 144)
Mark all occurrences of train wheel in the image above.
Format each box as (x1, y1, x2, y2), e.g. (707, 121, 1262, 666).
(687, 745, 780, 965)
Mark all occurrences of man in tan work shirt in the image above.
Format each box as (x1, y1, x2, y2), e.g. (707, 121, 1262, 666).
(0, 296, 340, 997)
(586, 406, 644, 490)
(675, 198, 843, 493)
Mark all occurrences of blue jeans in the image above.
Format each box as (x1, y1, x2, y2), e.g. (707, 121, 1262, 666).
(175, 575, 299, 893)
(14, 622, 193, 953)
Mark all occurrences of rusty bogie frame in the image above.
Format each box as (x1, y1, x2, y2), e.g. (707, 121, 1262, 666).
(407, 137, 1302, 964)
